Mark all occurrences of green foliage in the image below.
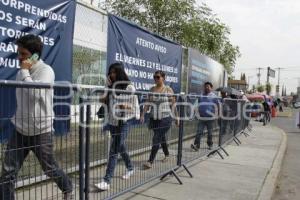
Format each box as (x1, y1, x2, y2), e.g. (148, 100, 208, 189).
(240, 73, 246, 81)
(265, 83, 272, 95)
(256, 85, 265, 93)
(101, 0, 240, 74)
(72, 45, 106, 86)
(251, 85, 256, 92)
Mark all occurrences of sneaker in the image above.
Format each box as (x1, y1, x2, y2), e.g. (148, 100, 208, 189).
(143, 162, 152, 169)
(63, 192, 74, 200)
(208, 146, 213, 150)
(95, 181, 110, 191)
(161, 156, 169, 163)
(122, 170, 135, 180)
(191, 144, 199, 151)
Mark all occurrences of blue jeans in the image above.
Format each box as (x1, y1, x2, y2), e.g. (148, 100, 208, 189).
(194, 120, 214, 147)
(104, 121, 133, 183)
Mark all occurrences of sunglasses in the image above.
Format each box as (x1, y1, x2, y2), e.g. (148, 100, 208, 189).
(153, 75, 161, 80)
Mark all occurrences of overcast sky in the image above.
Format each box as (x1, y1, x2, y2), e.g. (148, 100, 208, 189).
(198, 0, 300, 94)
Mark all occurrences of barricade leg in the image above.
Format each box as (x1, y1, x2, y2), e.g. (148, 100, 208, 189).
(220, 146, 229, 157)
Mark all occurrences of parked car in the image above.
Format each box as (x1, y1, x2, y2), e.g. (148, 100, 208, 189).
(293, 101, 300, 109)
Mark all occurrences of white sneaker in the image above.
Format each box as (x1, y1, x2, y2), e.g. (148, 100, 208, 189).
(95, 181, 110, 191)
(122, 170, 135, 180)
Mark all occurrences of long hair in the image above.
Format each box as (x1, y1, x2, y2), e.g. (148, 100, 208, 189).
(107, 63, 130, 90)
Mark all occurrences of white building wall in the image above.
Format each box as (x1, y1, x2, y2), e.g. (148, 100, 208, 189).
(74, 1, 108, 52)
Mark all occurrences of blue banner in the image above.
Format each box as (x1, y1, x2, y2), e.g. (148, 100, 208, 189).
(0, 0, 76, 140)
(107, 14, 182, 93)
(188, 48, 226, 94)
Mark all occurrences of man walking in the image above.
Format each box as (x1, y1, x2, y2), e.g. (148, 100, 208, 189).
(191, 82, 219, 151)
(262, 99, 271, 125)
(0, 35, 73, 200)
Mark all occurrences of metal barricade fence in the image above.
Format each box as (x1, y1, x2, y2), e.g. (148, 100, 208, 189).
(0, 81, 252, 200)
(234, 100, 246, 136)
(0, 81, 83, 200)
(179, 95, 222, 164)
(83, 88, 180, 200)
(219, 99, 251, 148)
(219, 98, 238, 147)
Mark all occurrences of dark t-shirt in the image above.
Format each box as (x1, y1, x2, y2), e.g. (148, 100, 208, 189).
(263, 102, 270, 112)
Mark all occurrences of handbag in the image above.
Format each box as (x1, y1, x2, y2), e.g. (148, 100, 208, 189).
(147, 117, 155, 129)
(97, 96, 109, 119)
(96, 106, 105, 119)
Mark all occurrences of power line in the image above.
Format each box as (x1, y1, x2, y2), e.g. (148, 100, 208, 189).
(235, 68, 265, 70)
(280, 69, 300, 72)
(235, 66, 300, 71)
(282, 77, 300, 80)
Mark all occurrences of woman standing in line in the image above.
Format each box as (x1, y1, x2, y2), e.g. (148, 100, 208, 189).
(140, 70, 179, 169)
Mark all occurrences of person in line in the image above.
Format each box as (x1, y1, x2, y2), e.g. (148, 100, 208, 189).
(191, 82, 219, 151)
(95, 63, 140, 191)
(219, 91, 231, 145)
(140, 70, 179, 169)
(0, 35, 73, 200)
(262, 99, 271, 125)
(279, 103, 284, 112)
(273, 99, 278, 109)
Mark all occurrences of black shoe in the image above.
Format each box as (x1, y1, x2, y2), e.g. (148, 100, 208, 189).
(191, 144, 199, 151)
(63, 192, 74, 200)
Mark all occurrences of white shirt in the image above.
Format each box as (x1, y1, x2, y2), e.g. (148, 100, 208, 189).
(108, 84, 140, 126)
(12, 60, 55, 136)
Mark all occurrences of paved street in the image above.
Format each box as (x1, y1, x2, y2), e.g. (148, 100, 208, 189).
(271, 109, 300, 200)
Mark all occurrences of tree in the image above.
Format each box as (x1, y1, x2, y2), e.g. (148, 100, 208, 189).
(101, 0, 240, 74)
(257, 85, 265, 93)
(285, 86, 287, 96)
(73, 45, 105, 86)
(240, 73, 246, 81)
(266, 83, 272, 95)
(251, 85, 256, 93)
(282, 85, 287, 96)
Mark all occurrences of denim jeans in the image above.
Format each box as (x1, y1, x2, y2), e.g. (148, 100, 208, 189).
(194, 120, 214, 148)
(148, 117, 172, 163)
(104, 120, 133, 183)
(0, 132, 73, 200)
(262, 111, 271, 125)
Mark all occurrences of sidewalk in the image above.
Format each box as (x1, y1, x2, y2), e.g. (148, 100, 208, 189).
(116, 122, 286, 200)
(276, 107, 293, 118)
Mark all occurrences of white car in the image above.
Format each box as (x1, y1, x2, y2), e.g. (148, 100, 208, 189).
(293, 102, 300, 108)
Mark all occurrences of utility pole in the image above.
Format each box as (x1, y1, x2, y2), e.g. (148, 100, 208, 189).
(266, 67, 270, 95)
(266, 67, 270, 85)
(257, 67, 263, 85)
(276, 68, 284, 96)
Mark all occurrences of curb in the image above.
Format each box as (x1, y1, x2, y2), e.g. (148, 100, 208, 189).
(276, 112, 292, 118)
(257, 126, 287, 200)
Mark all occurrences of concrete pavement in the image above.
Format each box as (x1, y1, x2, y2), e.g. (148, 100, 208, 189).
(116, 121, 286, 200)
(276, 108, 293, 118)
